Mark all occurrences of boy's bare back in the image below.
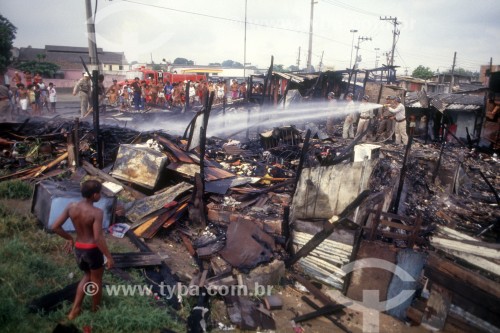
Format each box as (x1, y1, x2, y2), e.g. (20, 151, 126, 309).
(67, 201, 104, 244)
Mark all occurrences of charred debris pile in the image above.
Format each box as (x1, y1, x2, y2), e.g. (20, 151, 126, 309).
(0, 112, 499, 332)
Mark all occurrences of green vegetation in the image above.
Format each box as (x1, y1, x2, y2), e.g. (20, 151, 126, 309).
(0, 201, 183, 333)
(15, 60, 60, 78)
(412, 65, 434, 80)
(0, 180, 33, 200)
(0, 14, 17, 74)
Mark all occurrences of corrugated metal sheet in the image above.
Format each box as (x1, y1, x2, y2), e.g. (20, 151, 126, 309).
(294, 231, 352, 289)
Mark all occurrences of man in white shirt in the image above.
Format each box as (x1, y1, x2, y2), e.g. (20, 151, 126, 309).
(387, 96, 408, 145)
(355, 95, 373, 141)
(342, 93, 357, 139)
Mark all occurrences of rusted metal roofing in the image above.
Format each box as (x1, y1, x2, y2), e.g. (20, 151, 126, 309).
(406, 92, 484, 111)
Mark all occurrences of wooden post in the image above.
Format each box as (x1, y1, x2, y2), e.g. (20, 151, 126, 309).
(67, 127, 76, 172)
(432, 126, 447, 183)
(294, 129, 311, 193)
(73, 117, 80, 167)
(393, 130, 414, 213)
(91, 69, 103, 168)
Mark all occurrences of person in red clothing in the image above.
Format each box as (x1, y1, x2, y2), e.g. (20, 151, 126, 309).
(24, 71, 32, 86)
(52, 180, 114, 320)
(33, 72, 43, 84)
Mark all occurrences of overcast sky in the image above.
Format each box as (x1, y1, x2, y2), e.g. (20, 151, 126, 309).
(2, 0, 499, 74)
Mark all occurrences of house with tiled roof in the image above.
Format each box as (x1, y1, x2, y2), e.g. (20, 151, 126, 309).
(9, 45, 129, 88)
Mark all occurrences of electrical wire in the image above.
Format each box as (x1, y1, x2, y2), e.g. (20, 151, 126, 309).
(120, 0, 352, 47)
(321, 0, 382, 17)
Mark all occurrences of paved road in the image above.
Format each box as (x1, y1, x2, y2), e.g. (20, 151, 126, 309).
(10, 93, 219, 137)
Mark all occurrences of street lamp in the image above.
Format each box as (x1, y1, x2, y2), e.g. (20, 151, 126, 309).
(349, 29, 358, 69)
(374, 48, 380, 68)
(354, 36, 371, 69)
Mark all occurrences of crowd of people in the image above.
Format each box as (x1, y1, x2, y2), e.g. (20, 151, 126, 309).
(0, 71, 58, 121)
(96, 77, 249, 113)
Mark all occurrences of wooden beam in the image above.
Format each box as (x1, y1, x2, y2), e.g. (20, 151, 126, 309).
(301, 296, 350, 332)
(111, 252, 162, 268)
(421, 283, 452, 331)
(292, 304, 345, 323)
(427, 253, 500, 299)
(430, 237, 500, 259)
(154, 134, 193, 163)
(292, 273, 335, 306)
(28, 282, 79, 313)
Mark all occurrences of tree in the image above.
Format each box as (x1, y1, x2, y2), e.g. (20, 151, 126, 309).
(0, 14, 17, 74)
(221, 60, 235, 67)
(272, 64, 284, 72)
(36, 53, 46, 63)
(445, 67, 478, 79)
(412, 65, 434, 80)
(208, 62, 221, 66)
(16, 61, 60, 78)
(173, 57, 189, 65)
(288, 65, 299, 72)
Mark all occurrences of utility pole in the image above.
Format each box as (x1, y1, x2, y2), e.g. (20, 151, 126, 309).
(354, 36, 371, 69)
(85, 0, 102, 168)
(297, 46, 301, 70)
(379, 16, 400, 68)
(243, 0, 247, 79)
(349, 29, 358, 69)
(85, 0, 98, 67)
(306, 0, 317, 73)
(374, 47, 380, 68)
(318, 50, 324, 72)
(449, 51, 457, 92)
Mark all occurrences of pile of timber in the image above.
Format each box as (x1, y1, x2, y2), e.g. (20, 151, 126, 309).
(406, 225, 500, 332)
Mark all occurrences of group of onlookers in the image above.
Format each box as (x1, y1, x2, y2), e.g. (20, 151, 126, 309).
(101, 78, 249, 112)
(0, 71, 57, 121)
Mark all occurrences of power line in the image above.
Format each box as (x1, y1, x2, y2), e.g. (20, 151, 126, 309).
(121, 0, 348, 46)
(321, 0, 382, 17)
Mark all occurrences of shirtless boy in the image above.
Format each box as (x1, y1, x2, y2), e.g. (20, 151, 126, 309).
(51, 180, 114, 320)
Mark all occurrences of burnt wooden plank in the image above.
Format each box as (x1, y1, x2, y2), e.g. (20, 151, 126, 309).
(292, 273, 335, 306)
(293, 304, 346, 324)
(154, 134, 194, 163)
(424, 266, 500, 325)
(421, 283, 452, 331)
(379, 219, 417, 231)
(301, 296, 350, 332)
(179, 231, 196, 256)
(138, 205, 178, 239)
(28, 282, 79, 313)
(111, 252, 162, 268)
(426, 253, 500, 299)
(189, 173, 207, 228)
(163, 202, 188, 228)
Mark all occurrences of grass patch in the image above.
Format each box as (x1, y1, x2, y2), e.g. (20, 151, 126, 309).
(0, 180, 33, 199)
(0, 201, 183, 333)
